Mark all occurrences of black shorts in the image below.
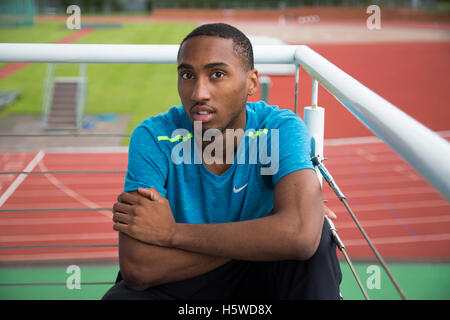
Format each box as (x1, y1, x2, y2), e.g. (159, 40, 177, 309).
(103, 219, 342, 300)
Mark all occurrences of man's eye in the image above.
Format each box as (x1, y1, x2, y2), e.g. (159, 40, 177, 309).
(211, 71, 224, 79)
(181, 72, 193, 80)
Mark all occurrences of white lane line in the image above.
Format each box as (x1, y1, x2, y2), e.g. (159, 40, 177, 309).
(324, 164, 416, 175)
(336, 186, 438, 198)
(344, 233, 450, 246)
(10, 188, 121, 198)
(319, 154, 401, 164)
(336, 215, 450, 229)
(38, 160, 112, 219)
(325, 130, 450, 146)
(325, 136, 382, 146)
(327, 175, 426, 186)
(0, 151, 45, 207)
(21, 176, 123, 186)
(331, 199, 449, 213)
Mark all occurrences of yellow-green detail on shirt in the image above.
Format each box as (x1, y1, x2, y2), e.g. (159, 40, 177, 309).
(157, 133, 193, 143)
(248, 128, 268, 139)
(156, 129, 267, 143)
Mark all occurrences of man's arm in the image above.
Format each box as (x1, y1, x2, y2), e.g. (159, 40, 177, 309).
(119, 232, 230, 291)
(114, 169, 324, 262)
(171, 169, 324, 260)
(117, 191, 230, 291)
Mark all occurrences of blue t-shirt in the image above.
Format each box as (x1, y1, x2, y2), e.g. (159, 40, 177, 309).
(124, 101, 314, 223)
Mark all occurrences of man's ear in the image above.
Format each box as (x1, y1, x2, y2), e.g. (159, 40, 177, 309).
(247, 69, 259, 96)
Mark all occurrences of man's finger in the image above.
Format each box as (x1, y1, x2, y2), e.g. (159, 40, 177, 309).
(112, 221, 128, 233)
(113, 212, 131, 225)
(137, 187, 154, 200)
(113, 202, 133, 215)
(117, 191, 142, 205)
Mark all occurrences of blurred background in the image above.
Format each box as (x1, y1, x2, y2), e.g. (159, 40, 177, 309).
(0, 0, 449, 300)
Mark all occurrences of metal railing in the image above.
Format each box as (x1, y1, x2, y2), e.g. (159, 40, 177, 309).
(0, 43, 449, 201)
(0, 43, 449, 298)
(41, 63, 87, 130)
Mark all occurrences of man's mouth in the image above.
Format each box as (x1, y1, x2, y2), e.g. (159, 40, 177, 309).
(193, 111, 214, 122)
(192, 105, 216, 123)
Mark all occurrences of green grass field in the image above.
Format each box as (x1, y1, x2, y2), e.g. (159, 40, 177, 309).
(0, 21, 196, 144)
(1, 262, 449, 300)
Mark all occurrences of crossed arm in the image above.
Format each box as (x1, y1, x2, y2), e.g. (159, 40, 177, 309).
(113, 169, 326, 290)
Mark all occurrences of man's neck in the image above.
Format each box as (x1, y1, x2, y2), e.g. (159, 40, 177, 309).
(198, 108, 247, 169)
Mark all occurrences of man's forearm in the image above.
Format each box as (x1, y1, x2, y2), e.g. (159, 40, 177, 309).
(119, 232, 230, 290)
(170, 211, 323, 262)
(115, 171, 324, 285)
(165, 171, 324, 262)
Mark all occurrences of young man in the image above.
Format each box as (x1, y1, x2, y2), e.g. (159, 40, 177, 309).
(103, 23, 342, 300)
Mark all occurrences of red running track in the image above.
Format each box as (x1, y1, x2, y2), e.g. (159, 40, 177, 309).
(249, 42, 450, 139)
(0, 138, 449, 263)
(0, 152, 125, 263)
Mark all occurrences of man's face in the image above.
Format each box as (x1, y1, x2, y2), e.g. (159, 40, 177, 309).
(177, 36, 257, 133)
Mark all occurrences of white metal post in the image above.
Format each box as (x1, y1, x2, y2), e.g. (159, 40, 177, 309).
(311, 78, 318, 107)
(304, 78, 325, 186)
(294, 63, 299, 114)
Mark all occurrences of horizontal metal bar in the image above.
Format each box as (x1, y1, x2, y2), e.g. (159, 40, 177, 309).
(0, 282, 115, 287)
(0, 170, 126, 175)
(0, 244, 117, 250)
(294, 46, 450, 201)
(0, 208, 112, 213)
(0, 133, 131, 137)
(0, 44, 298, 64)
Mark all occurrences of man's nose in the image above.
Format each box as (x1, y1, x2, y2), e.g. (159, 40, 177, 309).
(191, 77, 210, 102)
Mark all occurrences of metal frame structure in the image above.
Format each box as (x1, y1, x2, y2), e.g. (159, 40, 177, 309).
(0, 43, 449, 298)
(42, 63, 87, 130)
(1, 43, 448, 201)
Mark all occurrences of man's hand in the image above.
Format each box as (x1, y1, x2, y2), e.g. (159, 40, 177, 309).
(112, 188, 175, 247)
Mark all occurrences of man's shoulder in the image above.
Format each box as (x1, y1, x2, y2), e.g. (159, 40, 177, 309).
(247, 101, 303, 129)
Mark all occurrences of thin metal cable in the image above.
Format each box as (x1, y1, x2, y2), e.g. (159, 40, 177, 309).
(0, 133, 130, 137)
(0, 170, 126, 175)
(294, 63, 299, 114)
(325, 217, 370, 300)
(0, 208, 112, 213)
(315, 157, 408, 300)
(341, 247, 370, 300)
(341, 198, 408, 300)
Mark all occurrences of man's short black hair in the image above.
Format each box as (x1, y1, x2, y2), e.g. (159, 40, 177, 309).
(178, 23, 254, 71)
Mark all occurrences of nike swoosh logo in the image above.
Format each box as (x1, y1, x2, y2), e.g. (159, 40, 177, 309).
(233, 183, 248, 193)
